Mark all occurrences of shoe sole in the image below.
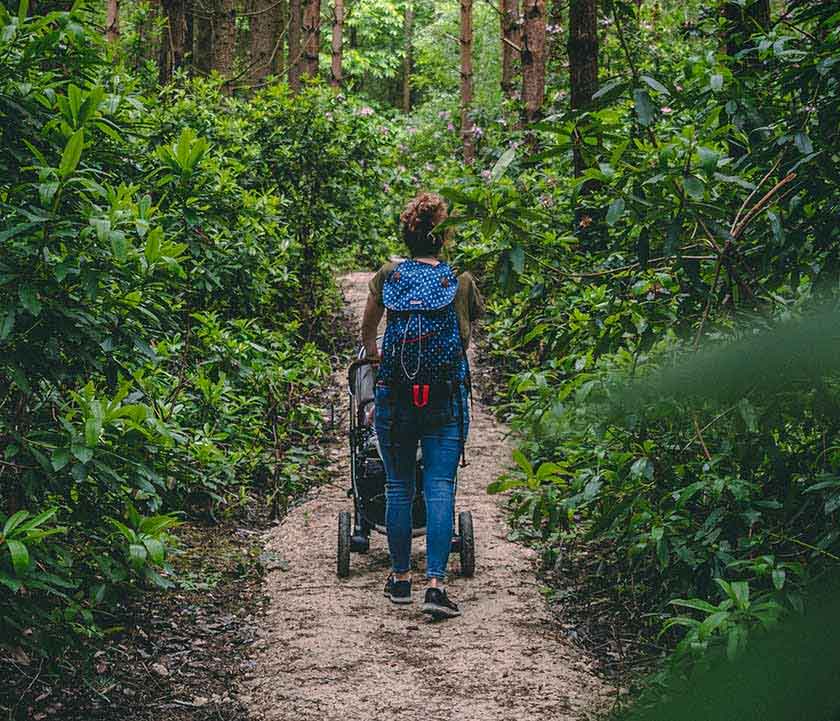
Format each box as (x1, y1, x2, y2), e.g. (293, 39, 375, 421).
(421, 602, 462, 619)
(384, 589, 413, 604)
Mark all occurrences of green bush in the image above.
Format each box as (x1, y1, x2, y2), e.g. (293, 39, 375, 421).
(0, 3, 391, 651)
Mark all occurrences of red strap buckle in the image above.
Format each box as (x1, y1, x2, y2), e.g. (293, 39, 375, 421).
(412, 384, 430, 408)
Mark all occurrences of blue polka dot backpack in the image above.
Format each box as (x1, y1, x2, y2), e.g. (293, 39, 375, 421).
(378, 259, 471, 461)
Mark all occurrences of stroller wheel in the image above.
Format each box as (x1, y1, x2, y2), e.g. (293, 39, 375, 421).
(337, 511, 351, 578)
(459, 511, 475, 578)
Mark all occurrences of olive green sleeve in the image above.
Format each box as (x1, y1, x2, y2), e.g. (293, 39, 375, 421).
(368, 262, 397, 306)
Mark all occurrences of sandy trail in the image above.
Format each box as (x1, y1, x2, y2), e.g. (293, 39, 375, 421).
(240, 273, 607, 721)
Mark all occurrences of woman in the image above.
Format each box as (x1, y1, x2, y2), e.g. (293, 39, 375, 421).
(361, 192, 484, 619)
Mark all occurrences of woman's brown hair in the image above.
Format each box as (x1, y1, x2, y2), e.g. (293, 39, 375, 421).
(399, 192, 449, 257)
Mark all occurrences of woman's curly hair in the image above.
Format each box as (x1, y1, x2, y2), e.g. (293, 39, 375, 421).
(399, 192, 449, 257)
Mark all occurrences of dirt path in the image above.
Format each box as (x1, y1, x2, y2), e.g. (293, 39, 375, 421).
(240, 273, 608, 721)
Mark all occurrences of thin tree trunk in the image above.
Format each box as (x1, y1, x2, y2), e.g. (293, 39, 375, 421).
(106, 0, 120, 43)
(521, 0, 546, 127)
(330, 0, 344, 87)
(568, 0, 598, 177)
(302, 0, 320, 79)
(194, 0, 213, 75)
(288, 0, 302, 89)
(402, 1, 414, 111)
(500, 0, 520, 100)
(276, 0, 287, 76)
(211, 0, 237, 80)
(159, 0, 190, 83)
(460, 0, 475, 164)
(249, 0, 282, 84)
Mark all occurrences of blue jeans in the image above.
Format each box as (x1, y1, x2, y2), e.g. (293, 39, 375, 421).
(374, 384, 470, 581)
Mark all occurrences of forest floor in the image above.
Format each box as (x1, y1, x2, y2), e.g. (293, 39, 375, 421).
(238, 272, 609, 721)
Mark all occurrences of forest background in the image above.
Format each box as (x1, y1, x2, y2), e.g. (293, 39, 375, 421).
(1, 0, 840, 717)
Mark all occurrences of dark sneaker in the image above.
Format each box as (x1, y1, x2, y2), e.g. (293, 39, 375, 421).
(421, 587, 462, 619)
(384, 575, 412, 604)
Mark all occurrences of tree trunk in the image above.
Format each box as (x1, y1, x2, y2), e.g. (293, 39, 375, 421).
(500, 0, 519, 100)
(568, 0, 598, 176)
(302, 0, 321, 79)
(288, 0, 302, 89)
(211, 0, 237, 80)
(249, 0, 282, 85)
(402, 1, 414, 112)
(194, 0, 213, 75)
(159, 0, 190, 83)
(106, 0, 120, 43)
(330, 0, 344, 87)
(521, 0, 546, 126)
(460, 0, 475, 164)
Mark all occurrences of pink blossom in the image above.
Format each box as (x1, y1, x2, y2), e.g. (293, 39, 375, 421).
(547, 23, 561, 34)
(473, 126, 484, 139)
(661, 106, 673, 114)
(447, 122, 455, 131)
(407, 126, 418, 134)
(481, 169, 492, 181)
(383, 183, 391, 193)
(379, 126, 390, 134)
(357, 106, 374, 117)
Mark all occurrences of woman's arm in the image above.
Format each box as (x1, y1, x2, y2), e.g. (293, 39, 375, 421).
(361, 292, 385, 359)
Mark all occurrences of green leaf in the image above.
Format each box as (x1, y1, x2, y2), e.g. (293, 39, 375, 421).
(633, 89, 655, 126)
(71, 443, 93, 464)
(794, 131, 813, 155)
(606, 198, 625, 226)
(18, 285, 42, 316)
(0, 572, 22, 593)
(671, 598, 722, 614)
(510, 244, 525, 275)
(697, 146, 719, 175)
(144, 226, 162, 264)
(490, 147, 516, 181)
(512, 449, 534, 478)
(0, 309, 16, 341)
(630, 457, 654, 481)
(710, 74, 724, 91)
(699, 610, 729, 640)
(487, 477, 527, 494)
(129, 543, 147, 569)
(772, 568, 786, 590)
(18, 0, 29, 21)
(142, 537, 165, 565)
(84, 417, 100, 447)
(640, 74, 670, 96)
(6, 539, 30, 575)
(683, 175, 705, 200)
(4, 510, 30, 537)
(16, 508, 58, 534)
(51, 448, 70, 471)
(731, 580, 750, 608)
(59, 129, 84, 179)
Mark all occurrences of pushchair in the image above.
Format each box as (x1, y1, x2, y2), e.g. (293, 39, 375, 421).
(337, 340, 476, 578)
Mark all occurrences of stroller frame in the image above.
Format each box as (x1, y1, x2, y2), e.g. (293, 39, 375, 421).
(336, 347, 476, 579)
